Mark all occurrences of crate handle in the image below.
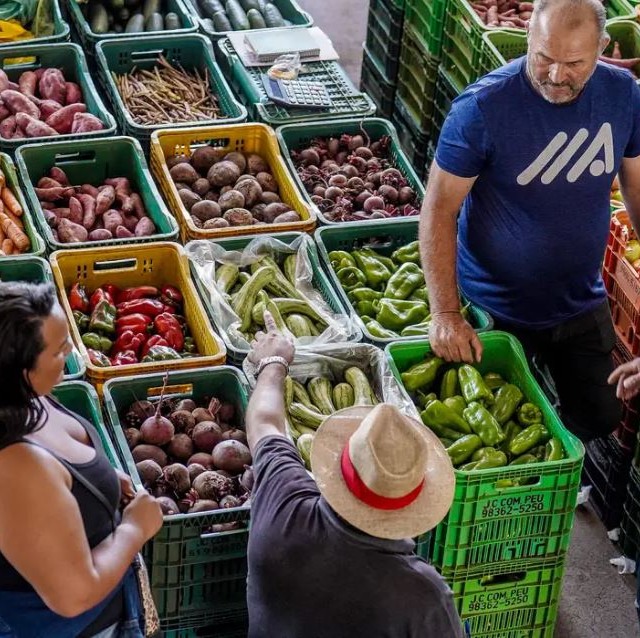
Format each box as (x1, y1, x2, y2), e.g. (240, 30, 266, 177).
(494, 474, 542, 489)
(93, 257, 137, 272)
(146, 383, 193, 399)
(130, 49, 165, 64)
(1, 55, 39, 70)
(53, 150, 97, 165)
(475, 571, 526, 587)
(200, 526, 247, 540)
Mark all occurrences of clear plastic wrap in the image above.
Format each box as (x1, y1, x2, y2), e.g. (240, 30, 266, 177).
(186, 234, 359, 356)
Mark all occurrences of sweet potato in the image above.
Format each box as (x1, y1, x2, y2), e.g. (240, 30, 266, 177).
(134, 217, 156, 237)
(106, 177, 133, 212)
(79, 183, 99, 197)
(96, 186, 116, 216)
(65, 82, 82, 105)
(18, 71, 37, 97)
(43, 208, 59, 228)
(88, 228, 112, 241)
(39, 100, 62, 120)
(35, 186, 72, 202)
(49, 167, 70, 186)
(116, 225, 134, 238)
(16, 113, 57, 138)
(70, 112, 104, 133)
(39, 69, 67, 105)
(77, 194, 96, 230)
(53, 208, 70, 219)
(68, 197, 84, 225)
(37, 177, 62, 189)
(6, 82, 19, 92)
(103, 209, 124, 235)
(0, 70, 8, 93)
(0, 116, 17, 139)
(41, 201, 56, 210)
(46, 103, 86, 135)
(0, 105, 9, 121)
(130, 193, 146, 219)
(122, 214, 139, 232)
(1, 90, 40, 119)
(58, 218, 88, 243)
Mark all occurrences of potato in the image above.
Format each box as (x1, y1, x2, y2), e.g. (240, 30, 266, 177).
(223, 208, 253, 226)
(191, 200, 221, 222)
(166, 155, 190, 169)
(235, 179, 262, 208)
(134, 217, 156, 237)
(191, 215, 203, 229)
(263, 203, 290, 223)
(218, 190, 245, 211)
(261, 191, 281, 204)
(273, 211, 302, 224)
(191, 147, 220, 173)
(205, 191, 219, 202)
(204, 218, 230, 229)
(246, 153, 269, 175)
(256, 172, 278, 193)
(192, 178, 210, 197)
(223, 152, 247, 173)
(178, 189, 201, 212)
(170, 163, 199, 185)
(88, 228, 113, 241)
(103, 210, 124, 235)
(251, 203, 266, 221)
(207, 161, 241, 188)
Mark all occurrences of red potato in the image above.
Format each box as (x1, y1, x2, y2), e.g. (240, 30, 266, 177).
(18, 71, 37, 96)
(0, 115, 16, 139)
(16, 113, 57, 138)
(45, 103, 86, 134)
(58, 218, 88, 243)
(1, 90, 40, 119)
(65, 82, 82, 105)
(77, 194, 96, 229)
(96, 186, 116, 216)
(39, 69, 67, 105)
(71, 112, 104, 133)
(39, 100, 62, 120)
(134, 217, 156, 237)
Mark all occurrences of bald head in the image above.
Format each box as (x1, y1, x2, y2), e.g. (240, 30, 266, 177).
(530, 0, 606, 42)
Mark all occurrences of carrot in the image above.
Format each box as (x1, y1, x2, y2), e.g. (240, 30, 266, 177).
(5, 209, 23, 230)
(1, 238, 14, 255)
(0, 226, 6, 243)
(0, 212, 28, 252)
(1, 186, 22, 217)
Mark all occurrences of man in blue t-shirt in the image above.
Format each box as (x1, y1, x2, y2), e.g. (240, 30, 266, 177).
(420, 0, 640, 441)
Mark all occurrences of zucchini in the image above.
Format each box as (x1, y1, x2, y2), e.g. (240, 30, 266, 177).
(212, 9, 232, 30)
(142, 0, 161, 20)
(283, 253, 297, 286)
(286, 313, 312, 338)
(306, 377, 336, 415)
(288, 402, 325, 429)
(262, 2, 284, 27)
(232, 266, 272, 331)
(271, 297, 327, 327)
(240, 0, 261, 9)
(247, 8, 266, 28)
(284, 376, 295, 407)
(333, 383, 355, 410)
(145, 11, 164, 30)
(225, 0, 250, 29)
(89, 3, 110, 33)
(110, 0, 126, 9)
(251, 256, 303, 299)
(296, 433, 314, 467)
(124, 12, 145, 32)
(117, 7, 131, 23)
(199, 0, 224, 17)
(164, 11, 181, 28)
(291, 379, 315, 410)
(344, 367, 378, 406)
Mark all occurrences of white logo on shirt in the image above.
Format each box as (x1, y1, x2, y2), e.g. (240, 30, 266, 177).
(516, 122, 614, 185)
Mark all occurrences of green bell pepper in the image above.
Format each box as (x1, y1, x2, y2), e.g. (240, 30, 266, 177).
(446, 434, 483, 466)
(444, 395, 467, 417)
(421, 399, 472, 434)
(337, 266, 367, 292)
(81, 332, 113, 354)
(499, 420, 522, 453)
(383, 262, 424, 300)
(354, 300, 379, 318)
(517, 402, 543, 426)
(463, 401, 506, 446)
(362, 317, 398, 339)
(141, 345, 182, 362)
(347, 287, 383, 303)
(439, 437, 456, 448)
(490, 383, 524, 425)
(459, 461, 480, 472)
(391, 240, 420, 264)
(420, 413, 465, 441)
(409, 287, 430, 304)
(417, 391, 438, 408)
(376, 298, 429, 331)
(400, 356, 444, 392)
(509, 453, 539, 466)
(439, 368, 460, 400)
(509, 423, 549, 456)
(400, 321, 432, 337)
(88, 299, 116, 335)
(531, 445, 547, 460)
(474, 449, 508, 470)
(73, 310, 89, 332)
(472, 447, 495, 462)
(328, 250, 357, 271)
(483, 372, 506, 391)
(458, 364, 494, 405)
(544, 437, 564, 461)
(352, 249, 393, 289)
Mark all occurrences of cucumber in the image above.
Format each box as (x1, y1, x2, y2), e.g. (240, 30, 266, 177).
(239, 0, 260, 9)
(142, 0, 161, 21)
(262, 2, 284, 27)
(164, 11, 180, 28)
(225, 0, 249, 29)
(199, 0, 225, 18)
(124, 12, 145, 31)
(211, 9, 232, 30)
(117, 7, 131, 23)
(89, 3, 110, 33)
(110, 0, 126, 9)
(246, 7, 266, 28)
(145, 11, 164, 30)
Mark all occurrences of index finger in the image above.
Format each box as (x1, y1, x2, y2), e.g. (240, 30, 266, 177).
(608, 360, 638, 384)
(264, 310, 278, 333)
(470, 331, 483, 363)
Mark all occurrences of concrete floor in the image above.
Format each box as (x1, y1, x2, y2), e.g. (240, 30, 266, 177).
(296, 0, 640, 635)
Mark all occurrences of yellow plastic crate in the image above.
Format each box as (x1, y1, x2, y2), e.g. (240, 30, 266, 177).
(150, 123, 316, 242)
(49, 242, 226, 394)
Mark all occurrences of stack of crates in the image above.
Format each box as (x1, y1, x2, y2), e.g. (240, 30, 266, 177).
(361, 0, 405, 119)
(619, 442, 640, 561)
(430, 67, 460, 146)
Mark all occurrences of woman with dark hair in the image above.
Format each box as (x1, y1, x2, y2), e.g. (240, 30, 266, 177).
(0, 281, 163, 637)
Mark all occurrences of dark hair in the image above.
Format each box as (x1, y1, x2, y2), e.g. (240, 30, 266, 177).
(0, 281, 57, 448)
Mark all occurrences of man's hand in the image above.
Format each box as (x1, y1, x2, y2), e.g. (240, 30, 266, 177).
(608, 358, 640, 400)
(116, 469, 136, 507)
(429, 312, 483, 363)
(248, 311, 295, 366)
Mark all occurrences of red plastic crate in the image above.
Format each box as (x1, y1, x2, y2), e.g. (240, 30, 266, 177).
(611, 346, 640, 451)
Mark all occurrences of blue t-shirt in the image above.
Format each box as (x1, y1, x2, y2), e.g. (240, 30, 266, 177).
(435, 57, 640, 329)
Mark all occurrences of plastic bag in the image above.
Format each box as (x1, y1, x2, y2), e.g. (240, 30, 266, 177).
(0, 0, 38, 25)
(186, 234, 359, 355)
(267, 53, 302, 80)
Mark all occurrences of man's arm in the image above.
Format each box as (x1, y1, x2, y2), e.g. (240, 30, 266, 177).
(619, 155, 640, 236)
(420, 161, 482, 363)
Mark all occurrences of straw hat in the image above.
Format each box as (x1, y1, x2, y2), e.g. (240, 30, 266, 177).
(311, 403, 455, 540)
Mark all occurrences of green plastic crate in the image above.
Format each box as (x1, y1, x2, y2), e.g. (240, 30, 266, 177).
(103, 367, 251, 629)
(365, 0, 404, 82)
(481, 30, 527, 75)
(95, 34, 247, 153)
(0, 43, 117, 153)
(386, 332, 584, 578)
(216, 38, 375, 126)
(391, 97, 429, 176)
(606, 0, 635, 18)
(52, 380, 120, 468)
(404, 0, 447, 57)
(452, 560, 565, 638)
(314, 218, 493, 345)
(395, 25, 439, 132)
(0, 153, 44, 257)
(361, 46, 396, 120)
(15, 136, 179, 252)
(276, 117, 425, 224)
(63, 0, 197, 53)
(188, 231, 360, 365)
(431, 67, 460, 143)
(0, 0, 70, 49)
(602, 20, 640, 81)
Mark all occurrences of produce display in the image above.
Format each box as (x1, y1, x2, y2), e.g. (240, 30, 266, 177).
(112, 54, 227, 126)
(69, 282, 199, 367)
(0, 67, 105, 139)
(469, 0, 531, 28)
(286, 367, 379, 468)
(398, 355, 566, 471)
(121, 385, 252, 516)
(168, 147, 300, 229)
(0, 167, 30, 256)
(35, 167, 156, 243)
(327, 239, 469, 338)
(615, 210, 640, 271)
(600, 41, 640, 77)
(196, 0, 290, 31)
(83, 0, 185, 34)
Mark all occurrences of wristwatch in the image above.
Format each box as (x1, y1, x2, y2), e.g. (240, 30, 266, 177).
(256, 355, 290, 377)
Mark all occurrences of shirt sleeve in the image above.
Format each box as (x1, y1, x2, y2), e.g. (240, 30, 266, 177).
(625, 81, 640, 158)
(434, 92, 491, 178)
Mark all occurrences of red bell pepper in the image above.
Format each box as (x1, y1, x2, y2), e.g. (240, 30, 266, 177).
(116, 298, 165, 318)
(117, 286, 159, 304)
(89, 288, 114, 312)
(140, 334, 169, 358)
(87, 348, 111, 367)
(112, 330, 147, 357)
(159, 285, 183, 309)
(69, 283, 90, 313)
(103, 284, 120, 301)
(111, 350, 139, 366)
(154, 312, 184, 351)
(115, 313, 152, 335)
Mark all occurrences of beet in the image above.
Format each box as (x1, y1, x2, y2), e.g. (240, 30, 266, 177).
(140, 414, 174, 446)
(212, 440, 252, 474)
(378, 184, 399, 204)
(124, 427, 142, 450)
(354, 146, 373, 159)
(298, 148, 320, 166)
(340, 164, 359, 178)
(163, 463, 191, 496)
(136, 459, 163, 487)
(132, 444, 168, 467)
(188, 463, 207, 483)
(220, 495, 241, 509)
(174, 399, 197, 413)
(157, 496, 180, 516)
(363, 196, 384, 213)
(325, 186, 343, 200)
(189, 499, 220, 513)
(125, 400, 155, 427)
(188, 452, 214, 469)
(167, 433, 194, 462)
(348, 134, 364, 150)
(192, 421, 223, 452)
(221, 429, 248, 445)
(328, 173, 347, 187)
(240, 465, 254, 493)
(170, 410, 195, 434)
(193, 471, 234, 501)
(217, 402, 235, 423)
(328, 138, 340, 155)
(398, 186, 415, 204)
(192, 407, 214, 423)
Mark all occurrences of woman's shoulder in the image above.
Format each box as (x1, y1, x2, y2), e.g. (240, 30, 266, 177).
(0, 441, 69, 486)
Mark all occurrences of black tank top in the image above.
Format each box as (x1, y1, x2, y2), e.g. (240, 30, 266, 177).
(0, 396, 124, 634)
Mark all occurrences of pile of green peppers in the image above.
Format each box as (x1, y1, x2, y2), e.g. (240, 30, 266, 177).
(328, 240, 467, 339)
(399, 356, 566, 471)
